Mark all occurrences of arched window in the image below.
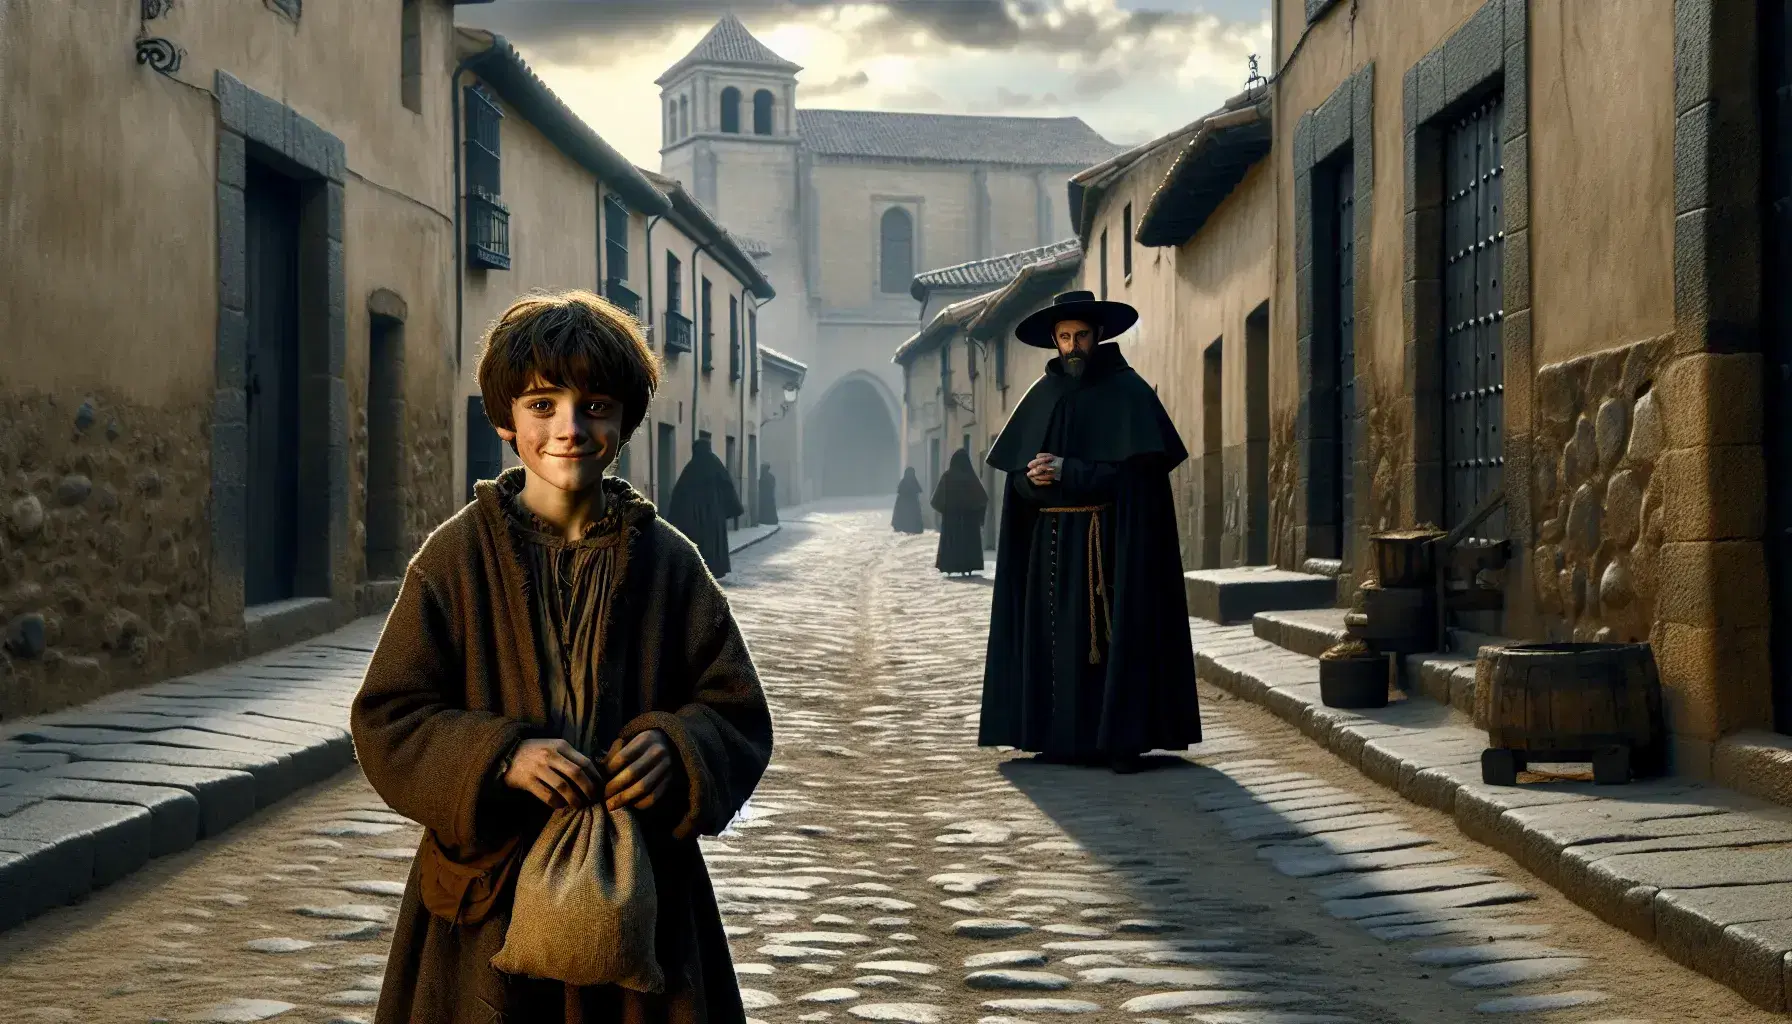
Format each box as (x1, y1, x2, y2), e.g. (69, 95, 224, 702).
(679, 96, 689, 137)
(666, 104, 676, 143)
(720, 87, 741, 133)
(753, 89, 775, 135)
(879, 207, 915, 294)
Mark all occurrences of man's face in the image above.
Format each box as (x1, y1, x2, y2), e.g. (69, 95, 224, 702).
(1054, 319, 1097, 375)
(495, 375, 622, 495)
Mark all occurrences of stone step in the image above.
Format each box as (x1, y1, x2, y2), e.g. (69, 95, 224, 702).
(1185, 567, 1338, 626)
(1188, 615, 1792, 1013)
(1253, 608, 1348, 659)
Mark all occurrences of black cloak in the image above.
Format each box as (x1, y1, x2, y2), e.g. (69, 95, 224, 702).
(666, 439, 745, 579)
(757, 466, 778, 525)
(931, 449, 989, 574)
(979, 342, 1202, 759)
(892, 467, 924, 534)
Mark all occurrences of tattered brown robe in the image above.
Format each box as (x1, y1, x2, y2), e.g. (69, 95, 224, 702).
(351, 467, 773, 1024)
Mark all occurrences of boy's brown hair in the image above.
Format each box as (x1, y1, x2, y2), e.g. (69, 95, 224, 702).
(477, 290, 661, 443)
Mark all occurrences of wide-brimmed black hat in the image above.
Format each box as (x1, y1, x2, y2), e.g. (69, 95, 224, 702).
(1014, 290, 1139, 349)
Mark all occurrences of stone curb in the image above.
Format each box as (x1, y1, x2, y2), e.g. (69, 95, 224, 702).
(1190, 616, 1792, 1013)
(0, 525, 781, 933)
(728, 523, 782, 555)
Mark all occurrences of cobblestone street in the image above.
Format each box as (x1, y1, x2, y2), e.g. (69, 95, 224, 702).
(0, 501, 1776, 1022)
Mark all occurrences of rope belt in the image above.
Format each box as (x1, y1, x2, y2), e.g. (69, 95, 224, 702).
(1041, 504, 1114, 664)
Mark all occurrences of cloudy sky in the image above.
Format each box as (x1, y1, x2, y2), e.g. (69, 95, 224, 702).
(457, 0, 1272, 169)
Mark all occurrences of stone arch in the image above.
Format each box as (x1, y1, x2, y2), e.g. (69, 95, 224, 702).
(753, 89, 774, 135)
(803, 371, 901, 498)
(720, 86, 741, 133)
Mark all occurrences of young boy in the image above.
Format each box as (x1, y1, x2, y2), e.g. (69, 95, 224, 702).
(351, 290, 773, 1023)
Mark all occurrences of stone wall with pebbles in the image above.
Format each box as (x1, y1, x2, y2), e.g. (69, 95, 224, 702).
(0, 388, 454, 719)
(1528, 335, 1672, 643)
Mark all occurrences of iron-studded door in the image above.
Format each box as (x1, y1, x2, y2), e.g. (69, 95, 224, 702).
(244, 163, 302, 606)
(1442, 97, 1506, 539)
(1330, 159, 1357, 557)
(1764, 0, 1792, 731)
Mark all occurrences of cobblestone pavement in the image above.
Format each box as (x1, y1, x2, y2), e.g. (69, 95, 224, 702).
(0, 500, 1773, 1022)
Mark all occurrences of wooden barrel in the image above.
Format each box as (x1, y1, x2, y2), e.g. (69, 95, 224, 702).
(1359, 586, 1434, 643)
(1478, 642, 1665, 776)
(1371, 529, 1447, 588)
(1320, 654, 1389, 709)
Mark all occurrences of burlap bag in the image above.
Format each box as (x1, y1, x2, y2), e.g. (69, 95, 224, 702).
(490, 800, 664, 992)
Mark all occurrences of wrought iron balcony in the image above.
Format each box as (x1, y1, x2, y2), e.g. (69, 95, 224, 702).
(467, 187, 511, 271)
(605, 278, 641, 319)
(664, 311, 693, 353)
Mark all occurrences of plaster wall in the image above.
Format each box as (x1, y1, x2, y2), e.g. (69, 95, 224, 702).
(0, 0, 458, 716)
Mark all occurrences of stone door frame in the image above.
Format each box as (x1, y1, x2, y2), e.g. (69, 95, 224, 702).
(209, 71, 349, 640)
(1293, 62, 1374, 571)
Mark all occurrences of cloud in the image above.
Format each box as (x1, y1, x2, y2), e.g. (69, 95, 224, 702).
(798, 70, 870, 99)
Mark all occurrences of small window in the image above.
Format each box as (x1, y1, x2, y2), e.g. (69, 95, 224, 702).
(679, 96, 689, 137)
(720, 87, 742, 134)
(666, 105, 676, 143)
(701, 277, 714, 371)
(753, 89, 775, 135)
(1122, 203, 1133, 279)
(602, 196, 638, 318)
(666, 252, 683, 314)
(400, 0, 422, 114)
(729, 296, 742, 381)
(1099, 228, 1109, 299)
(880, 207, 915, 294)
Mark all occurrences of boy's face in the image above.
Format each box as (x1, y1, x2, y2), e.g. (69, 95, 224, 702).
(494, 376, 622, 495)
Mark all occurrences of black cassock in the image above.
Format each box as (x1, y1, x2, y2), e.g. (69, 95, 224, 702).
(932, 449, 989, 574)
(892, 469, 925, 534)
(666, 439, 745, 579)
(979, 343, 1201, 759)
(758, 466, 779, 525)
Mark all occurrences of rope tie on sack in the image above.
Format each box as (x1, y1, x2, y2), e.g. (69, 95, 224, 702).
(1041, 504, 1113, 663)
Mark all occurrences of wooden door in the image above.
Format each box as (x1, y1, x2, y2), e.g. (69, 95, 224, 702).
(244, 163, 302, 606)
(1441, 97, 1506, 540)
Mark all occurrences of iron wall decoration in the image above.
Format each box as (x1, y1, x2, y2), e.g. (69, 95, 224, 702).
(137, 0, 183, 76)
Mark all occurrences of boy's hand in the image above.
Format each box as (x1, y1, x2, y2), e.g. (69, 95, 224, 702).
(603, 729, 678, 812)
(501, 738, 601, 809)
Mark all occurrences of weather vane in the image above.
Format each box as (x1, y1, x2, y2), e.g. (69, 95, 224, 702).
(1246, 54, 1266, 93)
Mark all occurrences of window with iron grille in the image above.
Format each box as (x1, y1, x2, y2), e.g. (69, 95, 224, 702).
(701, 277, 714, 372)
(729, 296, 741, 381)
(1315, 152, 1355, 553)
(749, 309, 760, 393)
(464, 84, 509, 270)
(1442, 96, 1505, 540)
(1122, 203, 1133, 279)
(664, 252, 690, 353)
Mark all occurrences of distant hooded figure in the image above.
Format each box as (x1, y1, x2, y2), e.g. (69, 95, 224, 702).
(892, 467, 924, 534)
(667, 438, 745, 578)
(931, 448, 989, 576)
(757, 465, 778, 525)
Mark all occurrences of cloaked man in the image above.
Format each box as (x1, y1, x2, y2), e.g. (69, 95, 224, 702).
(978, 290, 1202, 774)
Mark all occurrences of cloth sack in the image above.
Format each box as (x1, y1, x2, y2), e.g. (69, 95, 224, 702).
(490, 800, 665, 992)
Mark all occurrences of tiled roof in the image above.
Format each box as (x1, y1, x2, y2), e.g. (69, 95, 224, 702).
(656, 14, 801, 85)
(796, 110, 1124, 166)
(969, 245, 1085, 341)
(910, 238, 1082, 301)
(892, 291, 998, 366)
(1136, 99, 1272, 248)
(638, 169, 774, 299)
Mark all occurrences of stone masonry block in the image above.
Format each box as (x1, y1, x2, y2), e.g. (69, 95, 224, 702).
(326, 238, 347, 374)
(1444, 0, 1506, 100)
(325, 181, 345, 243)
(1502, 310, 1534, 432)
(209, 482, 248, 581)
(1654, 884, 1792, 1011)
(1412, 49, 1446, 126)
(1502, 228, 1530, 313)
(215, 307, 248, 389)
(1306, 0, 1340, 24)
(210, 420, 247, 490)
(1294, 113, 1315, 174)
(1674, 205, 1762, 353)
(1505, 0, 1527, 49)
(1653, 620, 1773, 740)
(1314, 86, 1354, 166)
(1502, 41, 1529, 139)
(1674, 0, 1714, 113)
(242, 84, 288, 151)
(217, 183, 246, 313)
(1503, 138, 1529, 233)
(214, 70, 248, 135)
(1296, 262, 1315, 335)
(1657, 540, 1771, 629)
(1, 778, 198, 859)
(216, 129, 246, 190)
(0, 799, 154, 891)
(1403, 63, 1420, 134)
(287, 108, 329, 175)
(1675, 101, 1715, 215)
(1655, 444, 1765, 542)
(211, 387, 247, 431)
(1352, 64, 1375, 131)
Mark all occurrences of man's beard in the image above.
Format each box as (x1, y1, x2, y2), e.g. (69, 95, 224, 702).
(1063, 353, 1087, 378)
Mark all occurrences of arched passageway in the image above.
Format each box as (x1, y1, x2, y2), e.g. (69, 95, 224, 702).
(804, 377, 899, 498)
